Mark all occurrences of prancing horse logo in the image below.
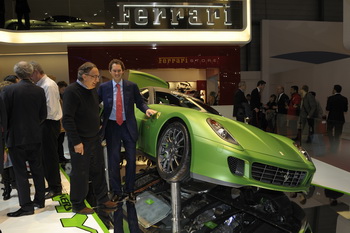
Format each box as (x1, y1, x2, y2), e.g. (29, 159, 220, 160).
(283, 171, 290, 183)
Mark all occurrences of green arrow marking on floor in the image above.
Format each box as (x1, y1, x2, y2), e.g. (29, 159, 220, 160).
(61, 214, 98, 233)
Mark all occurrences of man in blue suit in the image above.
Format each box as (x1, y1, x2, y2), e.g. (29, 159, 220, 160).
(98, 59, 157, 203)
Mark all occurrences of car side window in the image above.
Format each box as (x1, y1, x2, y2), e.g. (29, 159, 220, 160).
(156, 91, 180, 106)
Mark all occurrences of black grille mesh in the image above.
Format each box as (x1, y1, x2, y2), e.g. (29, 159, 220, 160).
(252, 162, 306, 187)
(227, 157, 244, 176)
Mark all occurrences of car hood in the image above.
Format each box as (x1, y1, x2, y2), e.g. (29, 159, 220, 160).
(210, 116, 307, 163)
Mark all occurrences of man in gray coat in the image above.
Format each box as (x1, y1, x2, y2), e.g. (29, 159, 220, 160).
(298, 85, 317, 143)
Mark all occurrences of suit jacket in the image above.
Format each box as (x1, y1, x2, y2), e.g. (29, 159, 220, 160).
(326, 93, 348, 123)
(0, 96, 6, 173)
(250, 87, 262, 111)
(98, 79, 149, 142)
(300, 92, 317, 119)
(233, 88, 247, 116)
(2, 79, 47, 148)
(277, 93, 289, 114)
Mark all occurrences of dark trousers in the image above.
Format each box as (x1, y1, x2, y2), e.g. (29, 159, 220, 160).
(57, 132, 66, 162)
(17, 12, 30, 29)
(2, 166, 15, 188)
(114, 202, 140, 233)
(9, 143, 45, 211)
(68, 136, 109, 211)
(327, 120, 344, 152)
(106, 120, 136, 194)
(307, 118, 314, 136)
(41, 119, 62, 193)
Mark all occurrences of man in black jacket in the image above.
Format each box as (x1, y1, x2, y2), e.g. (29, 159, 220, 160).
(62, 62, 116, 215)
(326, 84, 348, 153)
(250, 80, 266, 130)
(276, 86, 289, 136)
(2, 61, 47, 217)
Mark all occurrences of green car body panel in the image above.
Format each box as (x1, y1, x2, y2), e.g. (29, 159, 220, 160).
(130, 70, 316, 193)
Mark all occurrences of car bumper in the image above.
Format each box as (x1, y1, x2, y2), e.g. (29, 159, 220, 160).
(190, 136, 316, 193)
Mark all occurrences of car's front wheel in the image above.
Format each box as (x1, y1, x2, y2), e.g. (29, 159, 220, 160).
(157, 121, 190, 182)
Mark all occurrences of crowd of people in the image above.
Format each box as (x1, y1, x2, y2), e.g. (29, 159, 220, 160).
(233, 80, 348, 153)
(0, 59, 157, 233)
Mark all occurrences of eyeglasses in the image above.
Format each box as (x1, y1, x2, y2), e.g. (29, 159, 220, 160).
(85, 74, 100, 79)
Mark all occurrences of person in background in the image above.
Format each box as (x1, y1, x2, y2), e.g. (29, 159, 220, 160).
(30, 61, 63, 199)
(287, 86, 301, 139)
(264, 94, 277, 133)
(246, 94, 251, 105)
(62, 62, 116, 214)
(2, 61, 47, 217)
(98, 59, 157, 204)
(15, 0, 31, 30)
(297, 85, 317, 143)
(0, 76, 17, 200)
(4, 75, 20, 83)
(250, 80, 267, 130)
(275, 86, 289, 136)
(0, 0, 4, 28)
(57, 81, 69, 163)
(326, 85, 348, 153)
(208, 91, 218, 106)
(0, 89, 7, 200)
(233, 81, 248, 122)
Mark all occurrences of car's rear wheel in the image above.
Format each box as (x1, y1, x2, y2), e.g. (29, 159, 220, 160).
(157, 121, 190, 182)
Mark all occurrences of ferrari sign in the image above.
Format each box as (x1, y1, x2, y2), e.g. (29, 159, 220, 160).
(110, 0, 251, 45)
(117, 1, 241, 29)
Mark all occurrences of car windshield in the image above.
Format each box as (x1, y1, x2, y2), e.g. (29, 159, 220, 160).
(140, 88, 220, 115)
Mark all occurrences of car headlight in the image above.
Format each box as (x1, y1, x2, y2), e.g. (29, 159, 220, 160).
(293, 142, 312, 162)
(207, 118, 239, 145)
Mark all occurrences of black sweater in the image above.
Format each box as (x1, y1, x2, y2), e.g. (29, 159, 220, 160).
(62, 82, 100, 146)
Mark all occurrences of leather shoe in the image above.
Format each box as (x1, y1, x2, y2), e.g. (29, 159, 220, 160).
(34, 203, 45, 209)
(45, 190, 62, 199)
(126, 192, 136, 203)
(99, 200, 117, 209)
(111, 194, 125, 203)
(73, 207, 95, 215)
(7, 208, 34, 217)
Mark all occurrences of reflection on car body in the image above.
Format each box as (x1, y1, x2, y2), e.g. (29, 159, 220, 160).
(4, 15, 103, 30)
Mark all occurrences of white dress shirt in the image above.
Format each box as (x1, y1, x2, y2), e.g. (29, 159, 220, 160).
(37, 75, 62, 120)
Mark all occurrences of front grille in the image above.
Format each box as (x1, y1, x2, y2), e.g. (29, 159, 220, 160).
(252, 162, 306, 187)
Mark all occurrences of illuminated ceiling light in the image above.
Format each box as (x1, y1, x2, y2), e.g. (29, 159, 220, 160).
(0, 1, 251, 45)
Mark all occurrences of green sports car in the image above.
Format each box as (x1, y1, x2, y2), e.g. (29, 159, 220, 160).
(130, 70, 316, 193)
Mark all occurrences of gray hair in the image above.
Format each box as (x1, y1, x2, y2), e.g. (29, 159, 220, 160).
(77, 62, 97, 81)
(238, 81, 246, 88)
(30, 61, 45, 74)
(13, 61, 33, 79)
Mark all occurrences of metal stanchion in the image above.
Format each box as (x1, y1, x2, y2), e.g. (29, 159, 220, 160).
(171, 182, 181, 233)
